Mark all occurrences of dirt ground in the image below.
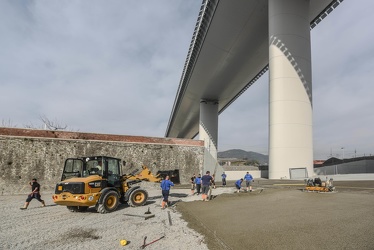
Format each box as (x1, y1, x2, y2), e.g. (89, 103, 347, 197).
(177, 181, 374, 250)
(0, 184, 212, 250)
(1, 180, 373, 250)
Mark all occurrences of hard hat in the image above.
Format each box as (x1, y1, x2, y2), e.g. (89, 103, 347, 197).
(120, 239, 127, 246)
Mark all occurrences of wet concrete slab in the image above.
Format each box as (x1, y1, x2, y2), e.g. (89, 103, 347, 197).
(176, 181, 374, 250)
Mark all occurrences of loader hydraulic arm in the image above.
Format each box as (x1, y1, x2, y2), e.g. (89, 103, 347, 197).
(124, 165, 161, 183)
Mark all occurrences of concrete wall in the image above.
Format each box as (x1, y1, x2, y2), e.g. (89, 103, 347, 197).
(0, 128, 205, 195)
(314, 160, 374, 175)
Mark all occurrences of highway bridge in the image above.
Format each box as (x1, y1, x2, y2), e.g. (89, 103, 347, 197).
(165, 0, 344, 179)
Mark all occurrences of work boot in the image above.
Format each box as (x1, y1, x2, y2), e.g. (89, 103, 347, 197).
(20, 202, 29, 210)
(41, 200, 46, 207)
(161, 201, 165, 209)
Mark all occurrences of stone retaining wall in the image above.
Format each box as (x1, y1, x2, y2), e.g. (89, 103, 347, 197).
(0, 128, 205, 195)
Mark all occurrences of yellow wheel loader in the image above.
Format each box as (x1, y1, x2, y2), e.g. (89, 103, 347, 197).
(52, 156, 161, 213)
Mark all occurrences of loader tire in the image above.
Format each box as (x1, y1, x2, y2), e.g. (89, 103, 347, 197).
(97, 191, 119, 214)
(67, 206, 88, 212)
(128, 189, 148, 207)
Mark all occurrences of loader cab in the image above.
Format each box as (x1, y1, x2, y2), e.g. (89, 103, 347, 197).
(61, 156, 122, 187)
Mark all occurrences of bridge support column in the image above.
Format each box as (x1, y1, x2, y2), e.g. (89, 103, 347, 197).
(199, 100, 219, 160)
(268, 0, 313, 179)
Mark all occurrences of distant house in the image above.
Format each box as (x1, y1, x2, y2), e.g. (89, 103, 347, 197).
(313, 160, 325, 168)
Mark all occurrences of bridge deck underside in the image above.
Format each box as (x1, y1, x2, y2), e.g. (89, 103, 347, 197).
(166, 0, 338, 139)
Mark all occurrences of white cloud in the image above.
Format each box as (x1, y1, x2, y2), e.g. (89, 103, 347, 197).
(0, 0, 200, 134)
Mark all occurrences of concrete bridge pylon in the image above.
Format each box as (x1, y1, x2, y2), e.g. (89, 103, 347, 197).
(199, 99, 219, 160)
(268, 0, 314, 179)
(166, 0, 343, 179)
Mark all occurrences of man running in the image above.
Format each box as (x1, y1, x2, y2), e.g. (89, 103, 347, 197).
(20, 178, 45, 209)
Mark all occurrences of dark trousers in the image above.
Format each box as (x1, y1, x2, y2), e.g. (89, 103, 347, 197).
(196, 184, 201, 194)
(162, 190, 170, 202)
(26, 193, 43, 202)
(222, 178, 226, 186)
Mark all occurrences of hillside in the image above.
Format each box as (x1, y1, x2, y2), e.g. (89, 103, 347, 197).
(218, 149, 268, 164)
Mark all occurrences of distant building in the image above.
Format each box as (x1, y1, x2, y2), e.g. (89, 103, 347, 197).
(314, 156, 374, 175)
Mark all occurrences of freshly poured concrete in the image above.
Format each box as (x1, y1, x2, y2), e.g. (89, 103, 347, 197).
(177, 180, 374, 249)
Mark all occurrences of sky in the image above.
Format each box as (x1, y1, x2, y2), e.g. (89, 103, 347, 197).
(1, 0, 373, 160)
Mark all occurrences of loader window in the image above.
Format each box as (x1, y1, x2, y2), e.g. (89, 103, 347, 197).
(62, 159, 83, 180)
(107, 159, 120, 186)
(87, 160, 103, 176)
(108, 159, 120, 176)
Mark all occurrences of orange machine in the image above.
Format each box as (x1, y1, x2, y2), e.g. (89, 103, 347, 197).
(304, 177, 335, 192)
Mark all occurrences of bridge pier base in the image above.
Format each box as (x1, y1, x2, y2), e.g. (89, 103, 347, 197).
(268, 0, 314, 179)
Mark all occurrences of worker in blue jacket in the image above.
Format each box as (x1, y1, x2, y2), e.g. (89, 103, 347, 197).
(235, 178, 243, 193)
(244, 172, 254, 192)
(194, 174, 202, 195)
(221, 172, 227, 187)
(160, 176, 174, 209)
